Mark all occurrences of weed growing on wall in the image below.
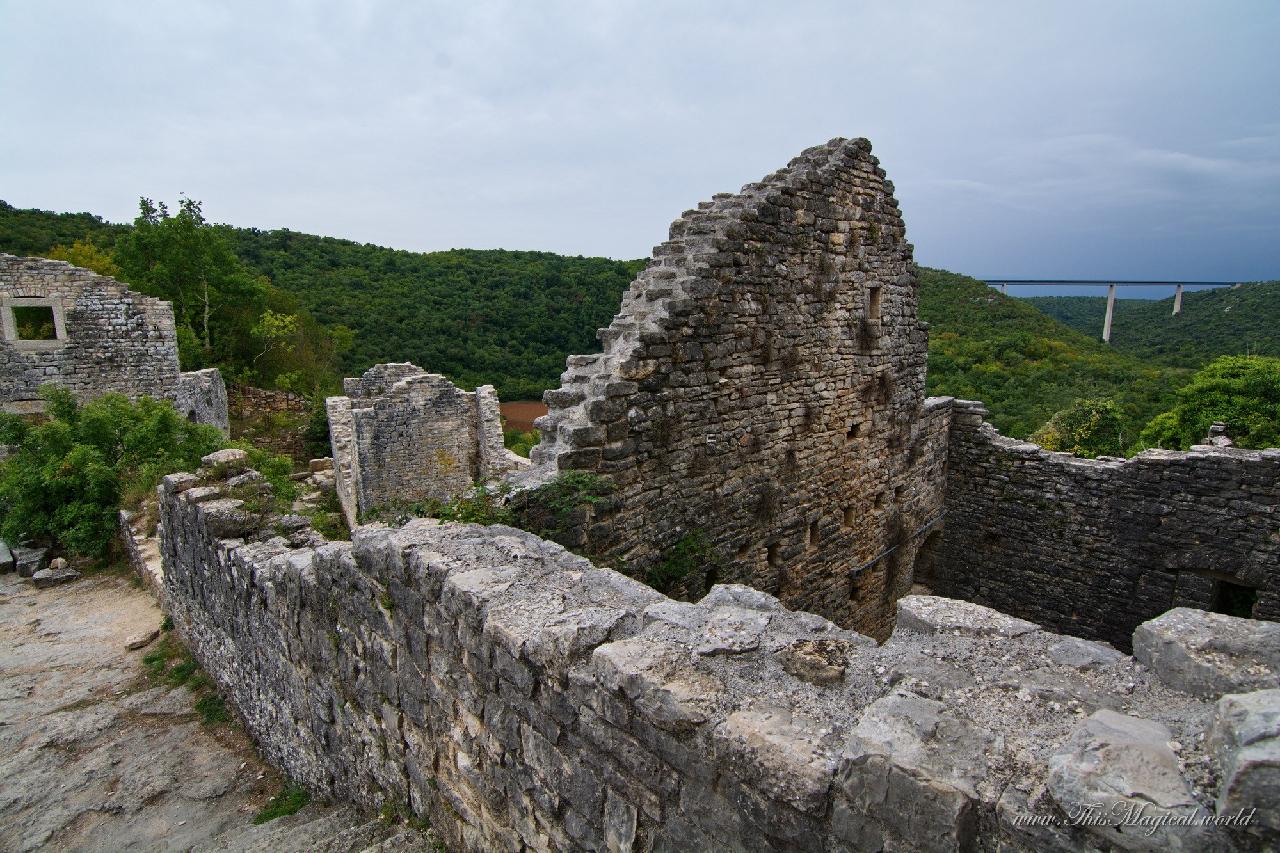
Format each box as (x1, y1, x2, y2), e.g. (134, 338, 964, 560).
(646, 530, 724, 597)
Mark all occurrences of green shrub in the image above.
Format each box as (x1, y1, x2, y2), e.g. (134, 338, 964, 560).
(1140, 355, 1280, 450)
(511, 471, 614, 539)
(253, 782, 311, 824)
(0, 386, 297, 557)
(503, 427, 540, 458)
(1029, 398, 1127, 458)
(646, 530, 724, 597)
(0, 387, 224, 557)
(364, 485, 512, 527)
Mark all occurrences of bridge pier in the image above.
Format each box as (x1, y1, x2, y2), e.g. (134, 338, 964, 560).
(1102, 283, 1116, 343)
(1173, 283, 1183, 316)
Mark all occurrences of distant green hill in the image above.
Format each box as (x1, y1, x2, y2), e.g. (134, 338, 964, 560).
(1027, 282, 1280, 369)
(918, 268, 1185, 440)
(0, 201, 1189, 440)
(0, 201, 641, 400)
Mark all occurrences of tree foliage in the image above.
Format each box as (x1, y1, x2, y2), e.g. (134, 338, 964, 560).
(0, 388, 295, 558)
(0, 388, 224, 556)
(1030, 398, 1127, 458)
(1139, 356, 1280, 451)
(918, 267, 1185, 441)
(1028, 282, 1280, 369)
(46, 238, 121, 278)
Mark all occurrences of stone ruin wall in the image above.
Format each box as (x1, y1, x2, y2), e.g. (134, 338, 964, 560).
(933, 399, 1280, 652)
(518, 138, 943, 638)
(157, 452, 1280, 853)
(327, 364, 527, 528)
(0, 254, 228, 432)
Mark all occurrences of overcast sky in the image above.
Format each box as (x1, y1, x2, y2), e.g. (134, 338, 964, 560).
(2, 1, 1277, 279)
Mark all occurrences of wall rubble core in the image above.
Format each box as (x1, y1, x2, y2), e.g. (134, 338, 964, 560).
(326, 364, 528, 528)
(159, 453, 1279, 853)
(0, 254, 229, 432)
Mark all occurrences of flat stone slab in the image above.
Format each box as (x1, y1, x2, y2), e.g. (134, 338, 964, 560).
(894, 595, 1040, 638)
(125, 628, 160, 650)
(1133, 608, 1280, 698)
(0, 539, 14, 573)
(31, 566, 80, 588)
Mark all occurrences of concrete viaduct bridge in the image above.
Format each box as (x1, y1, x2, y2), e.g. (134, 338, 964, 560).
(982, 279, 1242, 343)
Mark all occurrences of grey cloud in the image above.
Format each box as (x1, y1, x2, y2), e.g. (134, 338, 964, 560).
(0, 0, 1276, 280)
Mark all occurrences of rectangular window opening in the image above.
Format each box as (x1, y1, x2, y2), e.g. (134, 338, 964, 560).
(808, 519, 820, 548)
(867, 286, 882, 323)
(12, 305, 58, 341)
(1213, 580, 1258, 620)
(843, 507, 855, 528)
(767, 542, 780, 567)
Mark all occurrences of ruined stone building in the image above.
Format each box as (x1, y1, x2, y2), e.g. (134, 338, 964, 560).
(147, 138, 1278, 851)
(0, 254, 229, 432)
(326, 363, 529, 527)
(327, 137, 1277, 647)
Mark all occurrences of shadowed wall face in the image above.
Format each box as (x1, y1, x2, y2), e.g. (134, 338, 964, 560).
(522, 138, 946, 636)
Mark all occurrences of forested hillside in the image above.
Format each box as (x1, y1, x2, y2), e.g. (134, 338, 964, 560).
(224, 230, 643, 399)
(0, 200, 1229, 443)
(1027, 282, 1280, 368)
(917, 268, 1185, 440)
(0, 201, 641, 400)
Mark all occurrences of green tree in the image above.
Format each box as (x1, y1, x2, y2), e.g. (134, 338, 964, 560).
(1030, 398, 1127, 458)
(114, 196, 269, 363)
(46, 239, 121, 278)
(1140, 355, 1280, 450)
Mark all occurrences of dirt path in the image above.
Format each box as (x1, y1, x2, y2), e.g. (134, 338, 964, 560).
(0, 570, 434, 852)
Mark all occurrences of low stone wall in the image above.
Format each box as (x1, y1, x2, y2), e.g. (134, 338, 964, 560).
(119, 509, 165, 605)
(937, 400, 1280, 651)
(229, 384, 310, 418)
(158, 454, 1277, 852)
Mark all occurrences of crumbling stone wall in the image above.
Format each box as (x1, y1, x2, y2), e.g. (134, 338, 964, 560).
(158, 453, 1278, 852)
(327, 364, 527, 527)
(517, 138, 940, 636)
(0, 254, 228, 432)
(936, 399, 1280, 651)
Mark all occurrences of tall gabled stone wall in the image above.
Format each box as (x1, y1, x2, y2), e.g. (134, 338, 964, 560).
(935, 399, 1280, 651)
(0, 254, 228, 432)
(516, 138, 940, 636)
(158, 454, 1278, 853)
(327, 364, 527, 527)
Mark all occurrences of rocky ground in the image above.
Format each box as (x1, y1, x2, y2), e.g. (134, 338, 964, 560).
(0, 569, 433, 852)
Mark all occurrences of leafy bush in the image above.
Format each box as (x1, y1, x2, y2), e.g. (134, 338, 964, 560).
(253, 782, 311, 824)
(646, 530, 724, 597)
(1139, 356, 1280, 450)
(1030, 399, 1127, 458)
(0, 388, 225, 556)
(510, 471, 615, 540)
(503, 427, 540, 458)
(364, 484, 512, 527)
(0, 387, 295, 557)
